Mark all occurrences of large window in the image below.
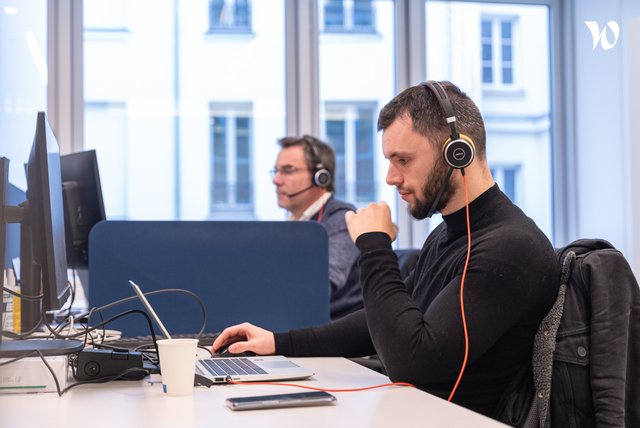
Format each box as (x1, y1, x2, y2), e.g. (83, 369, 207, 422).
(80, 0, 555, 244)
(84, 0, 286, 221)
(426, 1, 552, 237)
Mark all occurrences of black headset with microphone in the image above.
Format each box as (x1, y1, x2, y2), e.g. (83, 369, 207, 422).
(284, 136, 331, 198)
(304, 137, 331, 188)
(421, 80, 476, 218)
(422, 80, 476, 169)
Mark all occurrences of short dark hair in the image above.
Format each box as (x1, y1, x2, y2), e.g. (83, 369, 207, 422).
(377, 81, 486, 159)
(277, 135, 336, 192)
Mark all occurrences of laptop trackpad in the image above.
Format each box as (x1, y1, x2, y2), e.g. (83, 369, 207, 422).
(259, 361, 300, 369)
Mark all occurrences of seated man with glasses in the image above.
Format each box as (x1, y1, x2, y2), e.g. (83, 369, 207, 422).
(270, 135, 363, 320)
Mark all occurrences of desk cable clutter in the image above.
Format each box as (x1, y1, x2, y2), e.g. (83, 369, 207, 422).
(1, 280, 209, 395)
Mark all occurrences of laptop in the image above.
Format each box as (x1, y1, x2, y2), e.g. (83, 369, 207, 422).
(129, 280, 315, 384)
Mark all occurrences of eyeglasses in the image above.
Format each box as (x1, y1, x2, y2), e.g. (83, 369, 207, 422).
(269, 166, 308, 179)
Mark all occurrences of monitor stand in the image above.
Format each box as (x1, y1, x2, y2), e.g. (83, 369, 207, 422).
(0, 339, 84, 358)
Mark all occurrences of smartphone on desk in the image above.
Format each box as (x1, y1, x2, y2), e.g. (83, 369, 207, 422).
(225, 391, 337, 411)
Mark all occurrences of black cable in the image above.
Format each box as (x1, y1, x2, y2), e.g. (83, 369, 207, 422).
(1, 286, 43, 300)
(43, 309, 157, 345)
(2, 285, 207, 374)
(3, 287, 208, 345)
(74, 288, 208, 338)
(0, 309, 163, 396)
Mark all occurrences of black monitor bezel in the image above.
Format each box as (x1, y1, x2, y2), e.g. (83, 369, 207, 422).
(61, 149, 106, 269)
(27, 112, 72, 311)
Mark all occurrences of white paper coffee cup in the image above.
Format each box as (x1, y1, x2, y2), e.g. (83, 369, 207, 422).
(157, 338, 198, 396)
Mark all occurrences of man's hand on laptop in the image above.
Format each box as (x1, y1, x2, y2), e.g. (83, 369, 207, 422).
(211, 322, 275, 356)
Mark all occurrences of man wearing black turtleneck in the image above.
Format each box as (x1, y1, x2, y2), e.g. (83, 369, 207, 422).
(213, 81, 559, 422)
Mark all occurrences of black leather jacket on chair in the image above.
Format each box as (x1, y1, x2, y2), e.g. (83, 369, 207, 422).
(533, 239, 640, 428)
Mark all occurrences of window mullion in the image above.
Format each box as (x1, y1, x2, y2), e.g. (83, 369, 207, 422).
(285, 0, 319, 136)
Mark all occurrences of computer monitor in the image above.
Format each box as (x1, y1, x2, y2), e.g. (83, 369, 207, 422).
(60, 150, 106, 269)
(0, 112, 83, 357)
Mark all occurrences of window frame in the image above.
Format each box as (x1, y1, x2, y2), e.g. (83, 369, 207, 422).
(321, 0, 377, 34)
(209, 102, 254, 216)
(481, 14, 518, 88)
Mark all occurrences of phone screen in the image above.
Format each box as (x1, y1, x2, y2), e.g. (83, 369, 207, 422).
(225, 391, 337, 411)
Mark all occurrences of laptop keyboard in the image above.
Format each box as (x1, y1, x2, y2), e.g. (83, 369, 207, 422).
(103, 331, 220, 349)
(199, 358, 267, 377)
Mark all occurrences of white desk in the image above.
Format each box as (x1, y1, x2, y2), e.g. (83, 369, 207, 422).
(0, 357, 507, 428)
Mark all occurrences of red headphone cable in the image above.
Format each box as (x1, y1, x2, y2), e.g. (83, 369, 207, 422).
(447, 171, 471, 402)
(225, 377, 415, 392)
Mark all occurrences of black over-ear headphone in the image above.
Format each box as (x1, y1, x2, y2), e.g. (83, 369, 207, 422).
(303, 137, 331, 188)
(422, 81, 475, 170)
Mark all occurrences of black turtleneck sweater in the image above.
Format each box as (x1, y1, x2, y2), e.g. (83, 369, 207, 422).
(274, 185, 559, 419)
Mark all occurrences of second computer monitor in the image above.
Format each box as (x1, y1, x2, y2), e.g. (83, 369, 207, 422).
(60, 149, 106, 269)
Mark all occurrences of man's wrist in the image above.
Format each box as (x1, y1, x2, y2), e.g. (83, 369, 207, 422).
(355, 232, 392, 253)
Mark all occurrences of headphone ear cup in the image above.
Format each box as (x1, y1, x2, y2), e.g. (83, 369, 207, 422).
(313, 168, 331, 188)
(443, 135, 475, 169)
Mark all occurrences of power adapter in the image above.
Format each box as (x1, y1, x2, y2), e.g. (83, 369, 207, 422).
(74, 348, 147, 381)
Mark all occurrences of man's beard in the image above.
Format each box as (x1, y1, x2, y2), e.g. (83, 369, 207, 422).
(410, 158, 456, 220)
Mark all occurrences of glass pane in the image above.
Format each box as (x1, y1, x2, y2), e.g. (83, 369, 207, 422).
(85, 103, 127, 217)
(482, 43, 492, 61)
(84, 0, 286, 220)
(502, 66, 513, 84)
(426, 1, 553, 238)
(501, 20, 512, 39)
(209, 0, 251, 32)
(502, 44, 512, 61)
(211, 116, 227, 204)
(326, 120, 347, 200)
(235, 0, 251, 27)
(503, 167, 516, 201)
(324, 0, 344, 30)
(0, 1, 47, 189)
(353, 0, 374, 29)
(481, 20, 492, 38)
(355, 106, 375, 201)
(319, 0, 396, 214)
(482, 66, 493, 83)
(235, 116, 251, 204)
